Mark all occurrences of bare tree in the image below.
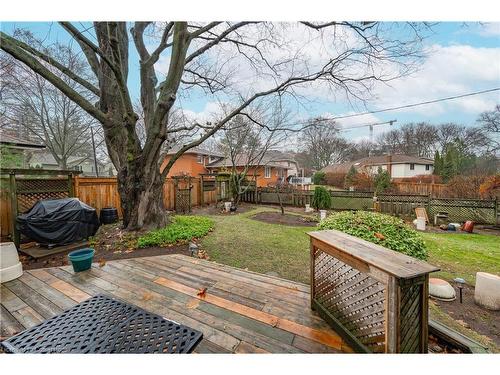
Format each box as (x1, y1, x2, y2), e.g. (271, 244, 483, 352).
(218, 104, 288, 205)
(0, 21, 430, 230)
(301, 118, 353, 169)
(477, 105, 500, 153)
(376, 122, 438, 158)
(1, 30, 102, 169)
(345, 139, 380, 161)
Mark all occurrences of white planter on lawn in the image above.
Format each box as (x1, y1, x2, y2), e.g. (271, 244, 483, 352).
(474, 272, 500, 310)
(1, 242, 23, 283)
(319, 210, 327, 221)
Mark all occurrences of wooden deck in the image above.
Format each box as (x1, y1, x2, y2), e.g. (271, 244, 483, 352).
(0, 254, 351, 353)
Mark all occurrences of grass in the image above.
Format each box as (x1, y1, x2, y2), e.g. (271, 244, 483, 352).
(201, 207, 312, 283)
(201, 207, 500, 350)
(137, 215, 214, 248)
(422, 232, 500, 284)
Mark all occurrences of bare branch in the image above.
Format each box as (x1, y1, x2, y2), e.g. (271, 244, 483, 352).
(0, 31, 108, 124)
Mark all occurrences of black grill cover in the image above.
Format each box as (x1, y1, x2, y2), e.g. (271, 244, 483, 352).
(16, 198, 100, 246)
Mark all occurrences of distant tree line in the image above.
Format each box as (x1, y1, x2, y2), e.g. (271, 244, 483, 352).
(292, 106, 500, 182)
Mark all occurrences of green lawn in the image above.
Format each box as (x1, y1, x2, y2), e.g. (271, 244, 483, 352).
(202, 207, 500, 285)
(422, 232, 500, 284)
(201, 207, 312, 283)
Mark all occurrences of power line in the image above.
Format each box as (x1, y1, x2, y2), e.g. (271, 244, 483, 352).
(319, 87, 500, 122)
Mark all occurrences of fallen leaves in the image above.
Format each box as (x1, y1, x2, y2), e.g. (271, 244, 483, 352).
(374, 232, 385, 240)
(142, 292, 153, 301)
(98, 258, 107, 267)
(196, 287, 207, 299)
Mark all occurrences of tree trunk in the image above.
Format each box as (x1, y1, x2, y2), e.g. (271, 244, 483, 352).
(117, 163, 169, 230)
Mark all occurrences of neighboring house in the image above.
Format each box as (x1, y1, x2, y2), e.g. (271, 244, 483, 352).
(29, 151, 113, 176)
(207, 153, 290, 187)
(0, 132, 46, 168)
(161, 146, 224, 178)
(322, 155, 434, 179)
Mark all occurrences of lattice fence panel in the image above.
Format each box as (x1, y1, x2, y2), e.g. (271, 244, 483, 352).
(16, 178, 69, 193)
(429, 198, 496, 224)
(16, 178, 70, 213)
(313, 250, 386, 353)
(175, 188, 191, 213)
(18, 191, 69, 213)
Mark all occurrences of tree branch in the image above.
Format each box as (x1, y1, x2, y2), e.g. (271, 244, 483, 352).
(10, 37, 100, 96)
(0, 31, 108, 125)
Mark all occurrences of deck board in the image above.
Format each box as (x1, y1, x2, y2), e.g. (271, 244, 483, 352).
(0, 254, 349, 353)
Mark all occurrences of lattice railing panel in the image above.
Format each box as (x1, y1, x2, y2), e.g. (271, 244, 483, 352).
(399, 283, 424, 353)
(313, 250, 386, 353)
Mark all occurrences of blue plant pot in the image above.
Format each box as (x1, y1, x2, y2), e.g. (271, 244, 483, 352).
(68, 248, 95, 272)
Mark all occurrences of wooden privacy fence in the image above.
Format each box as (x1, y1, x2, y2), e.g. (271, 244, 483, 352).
(0, 175, 220, 239)
(309, 230, 439, 353)
(392, 182, 448, 197)
(240, 187, 499, 225)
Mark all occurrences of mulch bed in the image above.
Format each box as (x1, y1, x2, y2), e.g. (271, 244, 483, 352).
(251, 211, 317, 227)
(432, 284, 500, 347)
(19, 222, 191, 270)
(191, 202, 254, 216)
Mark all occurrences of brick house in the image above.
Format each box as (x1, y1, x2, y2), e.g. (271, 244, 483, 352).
(161, 146, 224, 177)
(206, 153, 290, 187)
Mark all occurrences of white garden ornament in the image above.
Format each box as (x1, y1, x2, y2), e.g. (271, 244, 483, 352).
(474, 272, 500, 310)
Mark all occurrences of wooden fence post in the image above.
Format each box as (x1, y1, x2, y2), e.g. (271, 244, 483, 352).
(200, 175, 204, 206)
(9, 172, 19, 247)
(68, 173, 75, 197)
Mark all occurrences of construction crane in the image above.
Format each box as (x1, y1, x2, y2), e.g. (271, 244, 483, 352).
(339, 119, 397, 144)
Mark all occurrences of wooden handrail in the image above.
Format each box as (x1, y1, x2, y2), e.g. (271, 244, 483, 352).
(308, 230, 439, 353)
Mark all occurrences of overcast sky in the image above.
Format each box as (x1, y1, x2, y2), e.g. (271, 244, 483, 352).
(2, 22, 499, 145)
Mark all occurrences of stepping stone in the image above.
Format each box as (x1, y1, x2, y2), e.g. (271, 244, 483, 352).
(475, 272, 500, 310)
(429, 278, 456, 301)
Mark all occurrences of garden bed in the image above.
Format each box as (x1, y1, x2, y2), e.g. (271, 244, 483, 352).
(432, 283, 500, 347)
(18, 215, 214, 270)
(18, 222, 191, 270)
(251, 211, 317, 227)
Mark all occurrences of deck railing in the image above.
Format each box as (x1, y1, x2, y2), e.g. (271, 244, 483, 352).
(308, 230, 439, 353)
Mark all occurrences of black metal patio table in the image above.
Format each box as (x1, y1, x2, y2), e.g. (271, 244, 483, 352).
(1, 294, 203, 353)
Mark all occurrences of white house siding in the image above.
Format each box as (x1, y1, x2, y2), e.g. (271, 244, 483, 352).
(364, 163, 433, 178)
(396, 163, 433, 178)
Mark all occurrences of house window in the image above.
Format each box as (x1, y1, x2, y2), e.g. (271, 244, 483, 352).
(197, 155, 203, 164)
(264, 166, 271, 178)
(426, 165, 430, 171)
(410, 163, 415, 170)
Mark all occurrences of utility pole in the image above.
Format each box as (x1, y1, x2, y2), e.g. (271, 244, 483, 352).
(90, 126, 99, 177)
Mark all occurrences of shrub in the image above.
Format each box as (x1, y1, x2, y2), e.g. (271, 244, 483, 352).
(374, 166, 391, 194)
(137, 216, 214, 248)
(318, 211, 427, 260)
(351, 171, 374, 191)
(324, 172, 346, 188)
(312, 171, 326, 185)
(445, 175, 487, 199)
(311, 186, 332, 210)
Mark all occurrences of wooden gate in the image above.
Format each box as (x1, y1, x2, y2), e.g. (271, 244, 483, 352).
(173, 176, 192, 213)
